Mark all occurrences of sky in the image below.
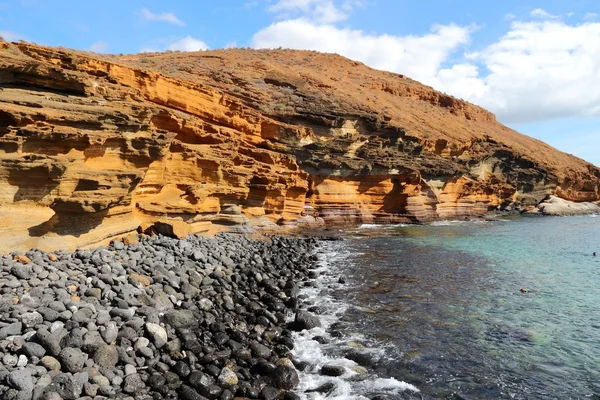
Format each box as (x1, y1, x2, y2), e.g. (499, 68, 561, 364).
(1, 0, 600, 166)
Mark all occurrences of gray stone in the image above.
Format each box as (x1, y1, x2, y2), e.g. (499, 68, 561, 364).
(7, 368, 33, 392)
(100, 322, 118, 344)
(198, 298, 213, 311)
(40, 356, 61, 371)
(163, 310, 197, 329)
(11, 264, 32, 280)
(2, 354, 17, 367)
(270, 365, 300, 390)
(58, 347, 87, 373)
(16, 354, 28, 367)
(49, 372, 87, 400)
(40, 392, 63, 400)
(217, 366, 238, 386)
(145, 323, 167, 348)
(71, 308, 93, 323)
(22, 312, 43, 329)
(320, 364, 346, 377)
(0, 322, 22, 340)
(122, 373, 144, 394)
(23, 342, 46, 359)
(83, 382, 99, 397)
(93, 345, 118, 368)
(294, 311, 321, 330)
(38, 307, 60, 322)
(36, 328, 62, 357)
(250, 342, 272, 358)
(124, 364, 136, 376)
(133, 337, 149, 351)
(90, 374, 110, 387)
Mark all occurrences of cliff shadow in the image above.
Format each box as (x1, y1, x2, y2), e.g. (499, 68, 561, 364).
(8, 166, 62, 202)
(28, 209, 110, 238)
(380, 178, 408, 214)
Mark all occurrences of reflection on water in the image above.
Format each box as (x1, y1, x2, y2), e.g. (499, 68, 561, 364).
(337, 216, 600, 399)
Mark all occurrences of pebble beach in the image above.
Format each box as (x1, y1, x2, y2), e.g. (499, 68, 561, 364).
(0, 234, 329, 400)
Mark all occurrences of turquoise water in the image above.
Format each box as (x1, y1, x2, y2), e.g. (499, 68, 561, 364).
(336, 215, 600, 399)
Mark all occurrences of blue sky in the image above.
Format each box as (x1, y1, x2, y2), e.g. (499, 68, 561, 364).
(1, 0, 599, 166)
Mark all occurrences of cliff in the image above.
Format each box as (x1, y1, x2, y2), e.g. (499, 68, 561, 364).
(1, 41, 599, 251)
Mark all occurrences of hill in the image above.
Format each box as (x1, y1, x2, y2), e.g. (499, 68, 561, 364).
(0, 41, 598, 251)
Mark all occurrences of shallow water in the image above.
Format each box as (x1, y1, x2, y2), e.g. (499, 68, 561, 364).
(322, 215, 600, 399)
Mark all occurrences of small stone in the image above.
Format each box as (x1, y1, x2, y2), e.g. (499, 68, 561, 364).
(217, 366, 238, 386)
(93, 344, 119, 368)
(7, 368, 33, 392)
(129, 273, 151, 287)
(101, 321, 118, 344)
(13, 255, 31, 264)
(124, 364, 137, 376)
(16, 354, 28, 367)
(293, 311, 321, 331)
(163, 310, 197, 329)
(145, 323, 168, 348)
(59, 347, 87, 373)
(250, 342, 272, 358)
(0, 322, 22, 340)
(270, 364, 299, 390)
(2, 354, 17, 367)
(84, 382, 99, 397)
(134, 337, 150, 350)
(36, 328, 62, 356)
(91, 375, 110, 387)
(123, 233, 139, 245)
(86, 288, 102, 299)
(123, 373, 144, 394)
(320, 364, 346, 377)
(49, 372, 87, 400)
(41, 356, 61, 371)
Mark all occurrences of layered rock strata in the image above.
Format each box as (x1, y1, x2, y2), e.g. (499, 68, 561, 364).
(1, 41, 599, 251)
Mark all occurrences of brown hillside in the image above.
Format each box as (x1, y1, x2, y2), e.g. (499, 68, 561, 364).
(0, 41, 598, 251)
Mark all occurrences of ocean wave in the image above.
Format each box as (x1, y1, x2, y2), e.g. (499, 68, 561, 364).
(293, 242, 419, 399)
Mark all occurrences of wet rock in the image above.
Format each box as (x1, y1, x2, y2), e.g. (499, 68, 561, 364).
(293, 311, 321, 331)
(270, 364, 299, 390)
(320, 365, 346, 377)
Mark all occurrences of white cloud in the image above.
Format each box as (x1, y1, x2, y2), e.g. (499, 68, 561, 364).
(252, 20, 472, 84)
(268, 0, 349, 23)
(88, 40, 109, 53)
(504, 13, 516, 20)
(0, 30, 25, 42)
(460, 20, 600, 123)
(530, 8, 559, 19)
(167, 36, 209, 52)
(252, 10, 600, 126)
(584, 12, 598, 20)
(140, 8, 184, 26)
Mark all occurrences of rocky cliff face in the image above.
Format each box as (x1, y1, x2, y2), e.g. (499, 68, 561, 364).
(1, 41, 599, 251)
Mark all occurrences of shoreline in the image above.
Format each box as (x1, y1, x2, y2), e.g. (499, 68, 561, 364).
(0, 233, 332, 400)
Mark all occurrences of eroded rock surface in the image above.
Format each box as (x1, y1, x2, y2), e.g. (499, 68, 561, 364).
(1, 41, 599, 251)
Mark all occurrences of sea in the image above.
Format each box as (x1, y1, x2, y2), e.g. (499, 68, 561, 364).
(291, 215, 600, 399)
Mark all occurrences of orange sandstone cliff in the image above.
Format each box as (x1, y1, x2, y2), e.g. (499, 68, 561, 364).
(0, 41, 599, 251)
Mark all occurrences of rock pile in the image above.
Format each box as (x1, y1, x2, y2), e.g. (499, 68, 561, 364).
(0, 234, 322, 400)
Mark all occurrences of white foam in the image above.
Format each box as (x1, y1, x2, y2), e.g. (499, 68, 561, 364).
(292, 242, 419, 399)
(358, 223, 412, 229)
(430, 219, 492, 226)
